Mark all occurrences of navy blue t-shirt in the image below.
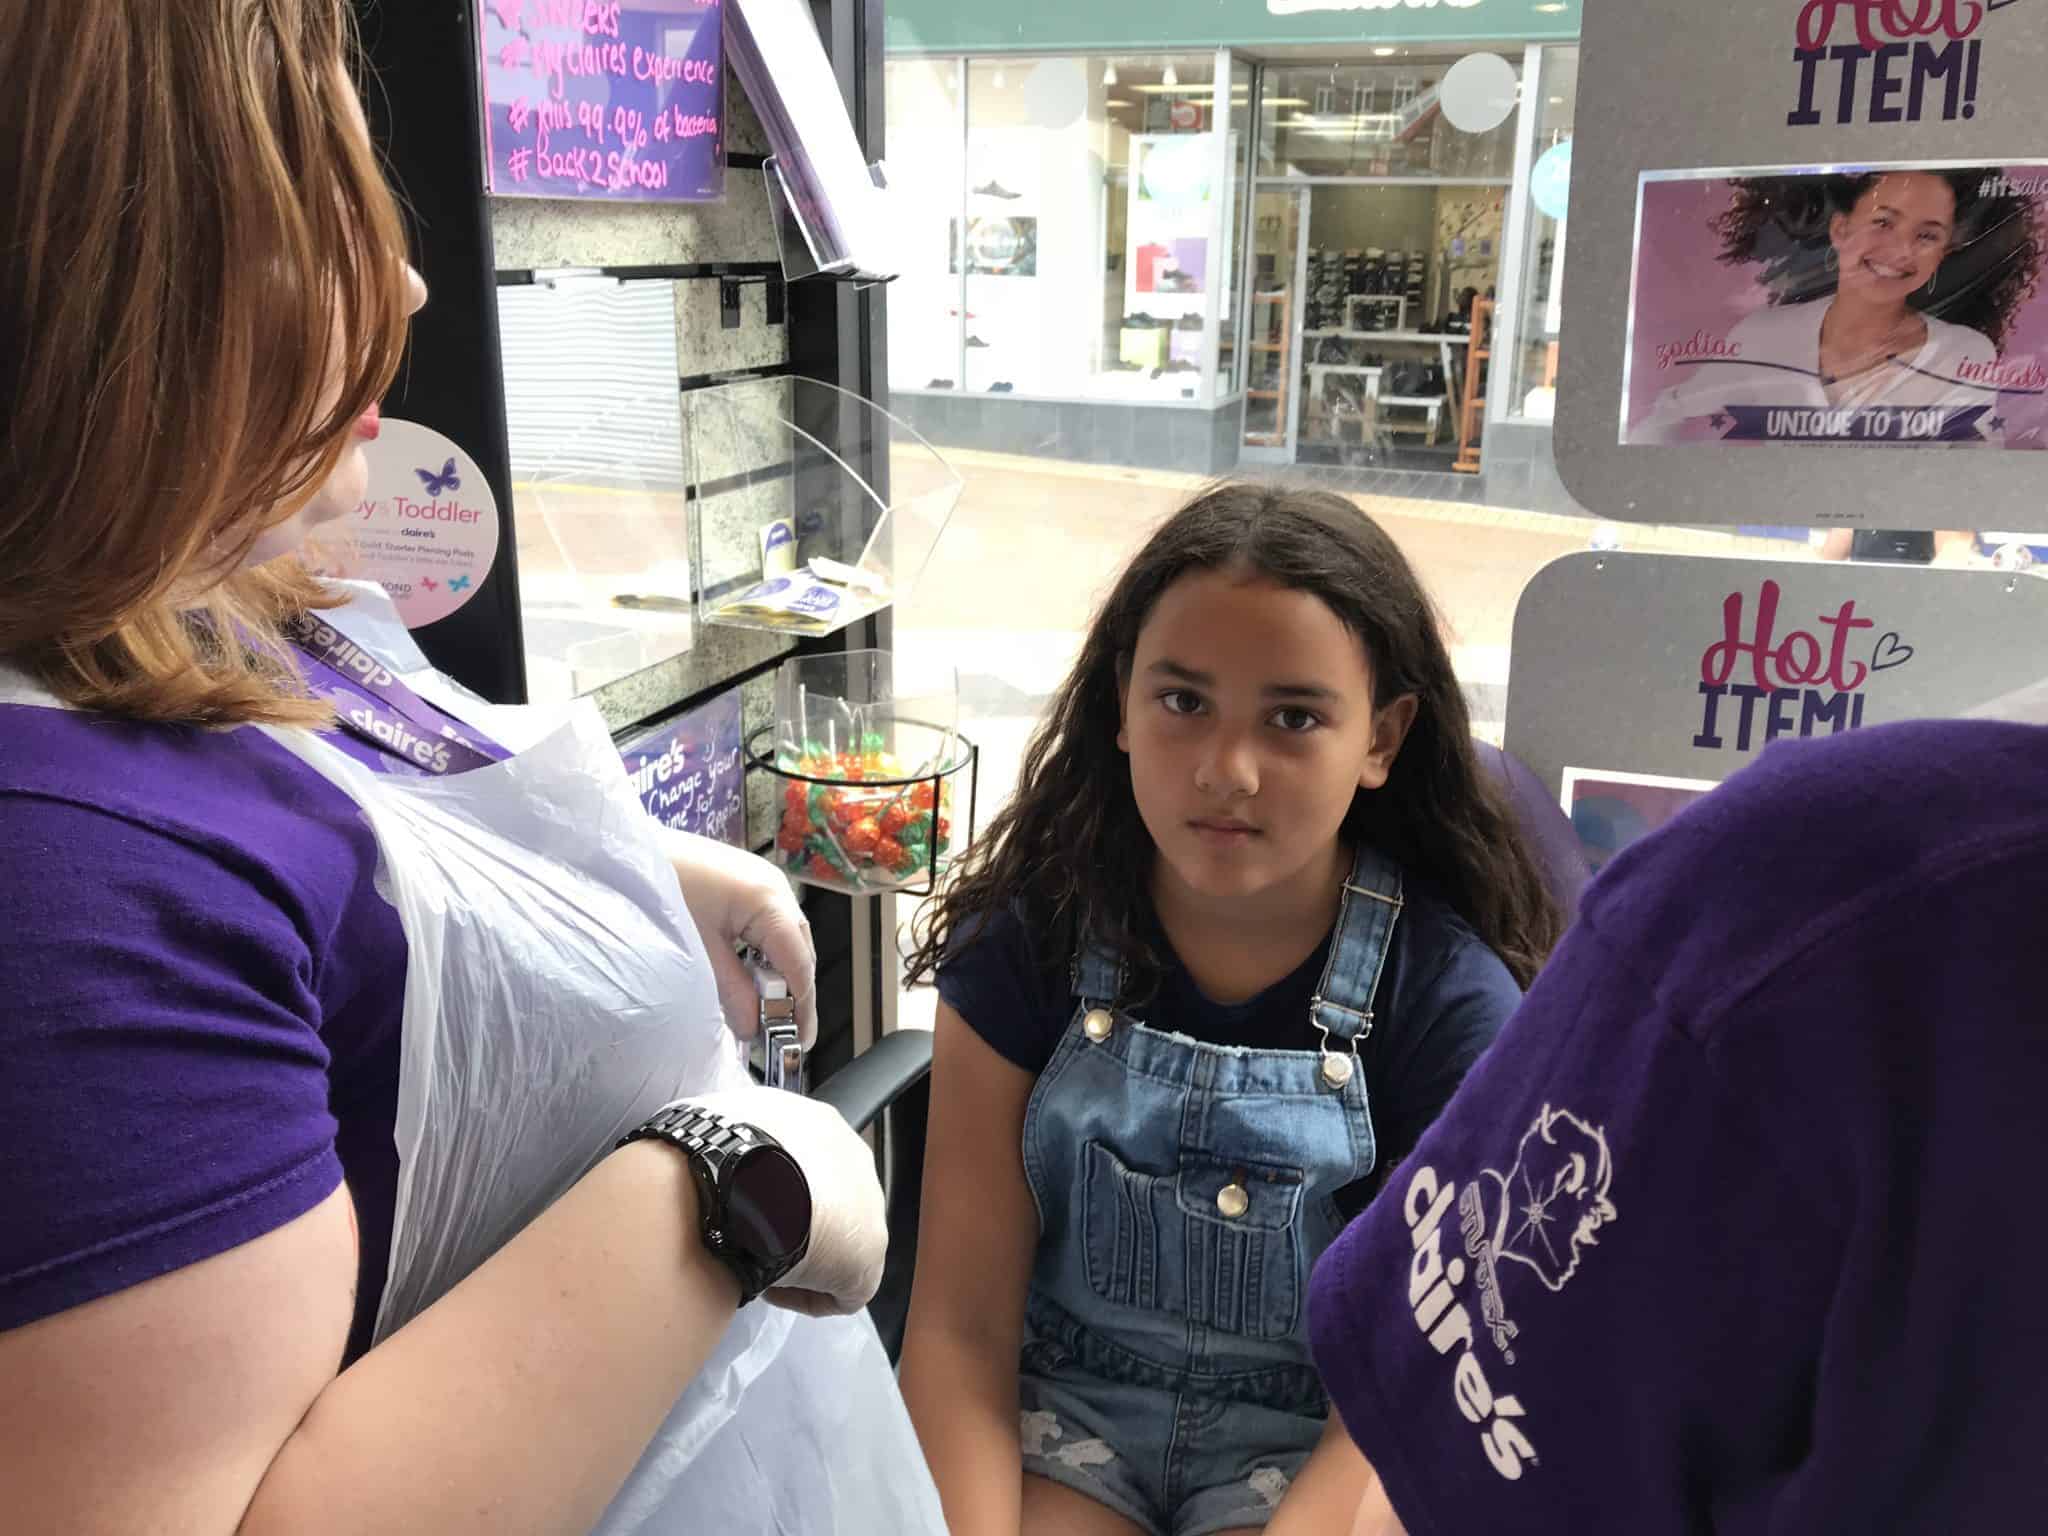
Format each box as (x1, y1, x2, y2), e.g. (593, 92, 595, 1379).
(938, 882, 1523, 1201)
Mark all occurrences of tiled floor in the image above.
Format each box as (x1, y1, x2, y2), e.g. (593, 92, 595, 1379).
(887, 448, 1812, 1023)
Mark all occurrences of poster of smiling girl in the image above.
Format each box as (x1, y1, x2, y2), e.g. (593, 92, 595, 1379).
(1623, 163, 2048, 448)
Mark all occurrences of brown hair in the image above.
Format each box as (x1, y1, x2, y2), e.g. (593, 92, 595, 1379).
(0, 0, 413, 726)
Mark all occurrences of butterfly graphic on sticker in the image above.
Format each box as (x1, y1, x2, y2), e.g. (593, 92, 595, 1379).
(449, 574, 473, 593)
(416, 459, 461, 496)
(420, 577, 441, 591)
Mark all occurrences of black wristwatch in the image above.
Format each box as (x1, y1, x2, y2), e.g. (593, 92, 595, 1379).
(619, 1103, 813, 1305)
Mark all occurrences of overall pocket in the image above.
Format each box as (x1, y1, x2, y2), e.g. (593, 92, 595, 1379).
(1080, 1140, 1165, 1313)
(1177, 1156, 1308, 1341)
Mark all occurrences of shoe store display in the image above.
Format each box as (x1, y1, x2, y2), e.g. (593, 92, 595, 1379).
(1176, 313, 1202, 332)
(925, 378, 955, 389)
(965, 335, 990, 348)
(973, 180, 1021, 200)
(988, 381, 1015, 393)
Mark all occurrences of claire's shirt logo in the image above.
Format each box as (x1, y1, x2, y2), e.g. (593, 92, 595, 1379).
(1402, 1106, 1619, 1483)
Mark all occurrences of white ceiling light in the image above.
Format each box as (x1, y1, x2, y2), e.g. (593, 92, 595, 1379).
(991, 65, 1007, 89)
(1163, 62, 1179, 88)
(1102, 62, 1118, 86)
(1374, 46, 1398, 57)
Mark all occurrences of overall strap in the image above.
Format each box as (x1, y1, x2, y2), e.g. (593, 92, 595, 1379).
(1308, 845, 1405, 1049)
(1070, 929, 1126, 1008)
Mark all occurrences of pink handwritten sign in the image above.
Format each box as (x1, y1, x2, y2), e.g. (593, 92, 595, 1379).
(478, 0, 725, 202)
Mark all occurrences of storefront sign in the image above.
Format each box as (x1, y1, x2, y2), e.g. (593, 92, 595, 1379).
(885, 0, 1579, 54)
(1269, 0, 1479, 10)
(1559, 0, 2048, 529)
(477, 0, 724, 202)
(1503, 553, 2048, 804)
(620, 689, 746, 845)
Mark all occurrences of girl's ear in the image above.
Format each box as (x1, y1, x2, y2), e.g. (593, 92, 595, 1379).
(1117, 674, 1132, 754)
(1359, 694, 1419, 790)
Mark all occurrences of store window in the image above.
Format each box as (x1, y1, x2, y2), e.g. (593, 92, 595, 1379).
(886, 52, 1247, 407)
(1242, 52, 1519, 470)
(1258, 57, 1519, 182)
(884, 57, 964, 396)
(1502, 48, 1576, 423)
(1218, 68, 1252, 397)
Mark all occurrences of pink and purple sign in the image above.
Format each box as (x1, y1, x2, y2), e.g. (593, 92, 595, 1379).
(620, 689, 746, 845)
(313, 419, 501, 630)
(1623, 162, 2048, 449)
(477, 0, 725, 203)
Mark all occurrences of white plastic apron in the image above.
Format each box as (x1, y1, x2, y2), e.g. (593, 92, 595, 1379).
(260, 586, 946, 1535)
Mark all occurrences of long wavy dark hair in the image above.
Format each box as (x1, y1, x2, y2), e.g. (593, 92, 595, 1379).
(903, 482, 1562, 996)
(1711, 169, 2042, 348)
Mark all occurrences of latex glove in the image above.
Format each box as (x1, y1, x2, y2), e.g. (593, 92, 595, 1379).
(662, 829, 819, 1049)
(680, 1086, 887, 1317)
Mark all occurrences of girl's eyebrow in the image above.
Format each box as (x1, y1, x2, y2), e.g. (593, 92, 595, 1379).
(1147, 659, 1337, 701)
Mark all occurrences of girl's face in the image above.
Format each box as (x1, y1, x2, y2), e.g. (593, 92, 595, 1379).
(1829, 173, 1957, 306)
(1118, 568, 1415, 906)
(243, 83, 428, 568)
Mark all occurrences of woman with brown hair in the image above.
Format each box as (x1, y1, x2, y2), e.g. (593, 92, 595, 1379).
(0, 4, 899, 1532)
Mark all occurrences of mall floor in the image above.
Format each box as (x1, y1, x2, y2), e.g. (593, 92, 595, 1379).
(885, 448, 1798, 1026)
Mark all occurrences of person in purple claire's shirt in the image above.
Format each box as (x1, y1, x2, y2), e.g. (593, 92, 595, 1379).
(0, 7, 888, 1535)
(1307, 716, 2048, 1534)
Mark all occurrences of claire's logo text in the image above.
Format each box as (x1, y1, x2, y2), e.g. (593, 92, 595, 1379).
(1695, 580, 1913, 751)
(1786, 0, 2005, 127)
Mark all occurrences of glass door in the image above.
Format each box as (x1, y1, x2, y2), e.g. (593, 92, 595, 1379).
(1241, 186, 1307, 460)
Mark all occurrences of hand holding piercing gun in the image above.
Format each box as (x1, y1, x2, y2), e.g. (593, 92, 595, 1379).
(750, 949, 805, 1095)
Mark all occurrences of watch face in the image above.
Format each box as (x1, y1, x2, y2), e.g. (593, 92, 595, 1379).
(728, 1145, 812, 1263)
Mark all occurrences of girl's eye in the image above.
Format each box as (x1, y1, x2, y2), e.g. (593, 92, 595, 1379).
(1271, 707, 1321, 733)
(1160, 690, 1204, 717)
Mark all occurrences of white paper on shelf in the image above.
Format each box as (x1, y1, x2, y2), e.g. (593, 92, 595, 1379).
(725, 0, 897, 281)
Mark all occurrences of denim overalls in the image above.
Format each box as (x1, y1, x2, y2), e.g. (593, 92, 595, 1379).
(1017, 847, 1403, 1536)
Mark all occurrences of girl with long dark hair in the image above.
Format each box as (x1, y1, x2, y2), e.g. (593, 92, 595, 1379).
(897, 482, 1561, 1536)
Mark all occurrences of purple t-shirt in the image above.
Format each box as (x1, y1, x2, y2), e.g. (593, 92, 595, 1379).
(1306, 718, 2048, 1532)
(0, 675, 474, 1363)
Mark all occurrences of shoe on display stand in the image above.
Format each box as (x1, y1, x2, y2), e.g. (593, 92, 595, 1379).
(973, 180, 1022, 200)
(988, 381, 1014, 393)
(965, 335, 990, 348)
(925, 379, 954, 389)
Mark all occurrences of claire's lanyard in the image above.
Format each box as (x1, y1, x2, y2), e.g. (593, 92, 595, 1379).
(287, 616, 508, 776)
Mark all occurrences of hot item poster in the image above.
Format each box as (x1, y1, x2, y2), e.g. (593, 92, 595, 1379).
(1623, 162, 2048, 449)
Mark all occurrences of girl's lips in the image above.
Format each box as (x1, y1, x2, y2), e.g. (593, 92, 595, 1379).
(354, 402, 382, 441)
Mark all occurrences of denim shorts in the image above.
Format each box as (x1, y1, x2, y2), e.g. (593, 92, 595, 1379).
(1018, 1301, 1329, 1536)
